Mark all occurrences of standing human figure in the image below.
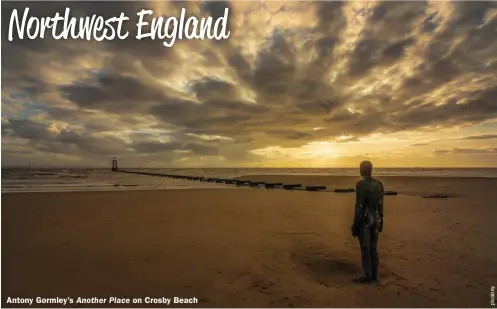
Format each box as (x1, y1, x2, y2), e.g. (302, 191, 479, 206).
(351, 161, 384, 283)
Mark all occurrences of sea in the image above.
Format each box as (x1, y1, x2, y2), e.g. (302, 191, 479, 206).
(2, 167, 497, 193)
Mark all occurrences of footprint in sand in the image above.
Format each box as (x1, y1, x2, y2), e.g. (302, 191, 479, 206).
(250, 277, 274, 294)
(280, 295, 310, 307)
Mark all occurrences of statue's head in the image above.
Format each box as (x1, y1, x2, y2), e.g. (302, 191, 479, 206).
(360, 160, 373, 177)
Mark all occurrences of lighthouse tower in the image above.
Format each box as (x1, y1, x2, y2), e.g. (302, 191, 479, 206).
(111, 157, 118, 171)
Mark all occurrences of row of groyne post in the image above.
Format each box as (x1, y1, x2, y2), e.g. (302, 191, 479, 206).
(110, 158, 455, 198)
(115, 169, 399, 196)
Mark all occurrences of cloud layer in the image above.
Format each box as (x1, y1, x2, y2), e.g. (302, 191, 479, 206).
(2, 1, 497, 167)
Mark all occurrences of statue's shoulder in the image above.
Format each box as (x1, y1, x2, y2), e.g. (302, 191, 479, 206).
(356, 179, 368, 190)
(372, 177, 383, 185)
(371, 178, 384, 191)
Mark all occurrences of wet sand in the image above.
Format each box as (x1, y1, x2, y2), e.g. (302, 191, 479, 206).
(2, 176, 497, 307)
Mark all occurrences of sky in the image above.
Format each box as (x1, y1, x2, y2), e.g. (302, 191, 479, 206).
(1, 1, 497, 168)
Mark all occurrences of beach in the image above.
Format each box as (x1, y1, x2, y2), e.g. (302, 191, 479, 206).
(2, 175, 497, 308)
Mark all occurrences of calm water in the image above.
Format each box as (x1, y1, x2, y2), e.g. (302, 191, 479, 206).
(2, 167, 497, 193)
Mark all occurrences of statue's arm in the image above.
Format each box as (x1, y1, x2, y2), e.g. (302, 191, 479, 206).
(353, 181, 364, 228)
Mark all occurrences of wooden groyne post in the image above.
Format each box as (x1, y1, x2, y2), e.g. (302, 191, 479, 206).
(112, 157, 118, 172)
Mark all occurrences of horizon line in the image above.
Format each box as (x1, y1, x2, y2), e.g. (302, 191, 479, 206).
(2, 166, 497, 169)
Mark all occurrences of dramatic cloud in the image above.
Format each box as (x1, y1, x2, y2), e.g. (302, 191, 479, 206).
(2, 1, 497, 167)
(434, 148, 497, 155)
(461, 134, 497, 140)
